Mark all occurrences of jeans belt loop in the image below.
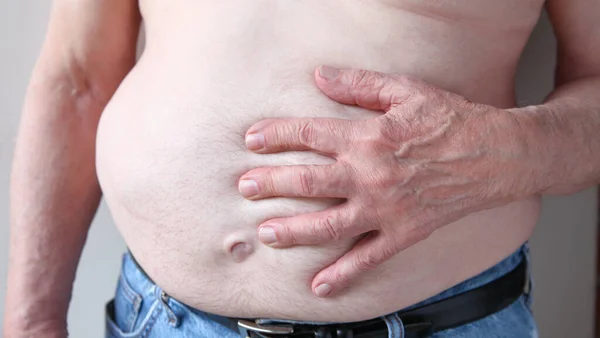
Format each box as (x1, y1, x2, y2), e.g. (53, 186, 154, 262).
(238, 319, 295, 337)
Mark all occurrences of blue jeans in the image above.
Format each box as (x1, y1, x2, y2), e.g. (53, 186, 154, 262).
(105, 244, 538, 338)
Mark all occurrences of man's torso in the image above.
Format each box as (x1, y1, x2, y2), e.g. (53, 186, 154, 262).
(96, 0, 544, 322)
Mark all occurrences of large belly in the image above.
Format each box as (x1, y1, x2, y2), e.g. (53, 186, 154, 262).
(96, 2, 542, 322)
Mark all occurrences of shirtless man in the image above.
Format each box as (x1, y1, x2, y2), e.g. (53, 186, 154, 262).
(4, 0, 600, 337)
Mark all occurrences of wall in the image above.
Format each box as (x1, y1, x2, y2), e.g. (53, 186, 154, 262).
(0, 3, 597, 338)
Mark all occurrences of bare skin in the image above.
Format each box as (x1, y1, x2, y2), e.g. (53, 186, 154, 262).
(4, 0, 600, 336)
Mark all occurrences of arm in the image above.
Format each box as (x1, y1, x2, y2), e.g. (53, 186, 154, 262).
(515, 0, 600, 195)
(3, 1, 140, 336)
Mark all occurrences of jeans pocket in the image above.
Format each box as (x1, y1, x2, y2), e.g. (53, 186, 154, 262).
(105, 297, 162, 338)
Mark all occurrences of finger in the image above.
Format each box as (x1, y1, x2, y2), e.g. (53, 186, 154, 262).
(257, 203, 372, 248)
(245, 117, 357, 154)
(239, 163, 350, 199)
(315, 65, 419, 111)
(311, 233, 398, 297)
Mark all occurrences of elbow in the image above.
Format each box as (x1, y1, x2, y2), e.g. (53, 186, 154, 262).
(27, 59, 115, 116)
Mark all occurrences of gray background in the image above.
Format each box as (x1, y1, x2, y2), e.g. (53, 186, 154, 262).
(1, 3, 598, 338)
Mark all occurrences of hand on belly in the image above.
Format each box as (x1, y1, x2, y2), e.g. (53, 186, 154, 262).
(238, 65, 540, 298)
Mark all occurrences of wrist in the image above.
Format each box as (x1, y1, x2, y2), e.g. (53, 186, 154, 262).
(3, 325, 67, 338)
(505, 105, 559, 195)
(3, 327, 67, 338)
(3, 315, 67, 338)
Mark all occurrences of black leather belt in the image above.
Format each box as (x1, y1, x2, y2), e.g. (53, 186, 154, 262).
(233, 259, 528, 338)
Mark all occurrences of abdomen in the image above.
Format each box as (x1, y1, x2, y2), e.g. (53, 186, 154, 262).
(96, 8, 541, 319)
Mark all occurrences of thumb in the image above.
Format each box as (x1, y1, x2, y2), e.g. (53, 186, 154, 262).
(315, 65, 412, 111)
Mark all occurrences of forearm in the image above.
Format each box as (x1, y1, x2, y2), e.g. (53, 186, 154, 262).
(515, 75, 600, 195)
(3, 71, 104, 335)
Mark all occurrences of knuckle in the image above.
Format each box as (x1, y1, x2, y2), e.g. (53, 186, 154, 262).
(354, 251, 380, 272)
(333, 267, 350, 286)
(351, 69, 377, 88)
(379, 82, 400, 106)
(316, 214, 340, 241)
(281, 224, 299, 245)
(273, 123, 291, 146)
(297, 120, 316, 147)
(380, 241, 399, 259)
(263, 168, 279, 194)
(297, 169, 315, 196)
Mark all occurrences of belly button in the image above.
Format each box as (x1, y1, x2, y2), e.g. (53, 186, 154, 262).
(230, 242, 254, 262)
(224, 235, 255, 263)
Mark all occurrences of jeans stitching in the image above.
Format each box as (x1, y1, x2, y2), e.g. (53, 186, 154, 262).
(118, 256, 143, 332)
(119, 254, 142, 303)
(119, 273, 139, 303)
(140, 302, 162, 338)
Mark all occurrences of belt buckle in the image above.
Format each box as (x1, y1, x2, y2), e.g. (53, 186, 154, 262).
(238, 319, 294, 337)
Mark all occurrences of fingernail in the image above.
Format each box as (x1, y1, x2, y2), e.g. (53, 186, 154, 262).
(259, 226, 277, 244)
(319, 65, 340, 80)
(238, 180, 259, 197)
(245, 133, 264, 150)
(314, 283, 332, 297)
